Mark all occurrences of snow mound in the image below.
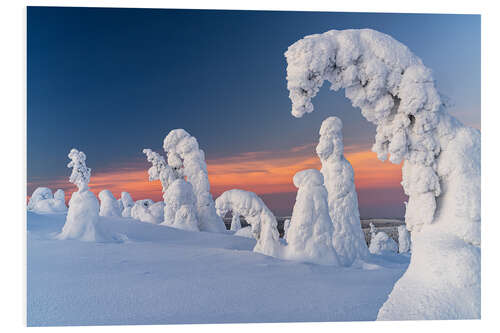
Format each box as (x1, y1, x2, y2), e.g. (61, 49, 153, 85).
(28, 187, 67, 213)
(131, 199, 164, 224)
(316, 116, 369, 266)
(162, 179, 199, 231)
(215, 189, 281, 257)
(283, 169, 340, 265)
(369, 232, 398, 255)
(285, 28, 480, 319)
(98, 190, 122, 217)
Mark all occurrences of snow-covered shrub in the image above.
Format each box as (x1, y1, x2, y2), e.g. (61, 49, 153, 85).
(283, 169, 340, 265)
(28, 187, 53, 210)
(369, 231, 398, 254)
(98, 190, 122, 217)
(283, 219, 291, 241)
(57, 149, 110, 242)
(230, 214, 242, 231)
(164, 129, 226, 233)
(285, 28, 480, 319)
(234, 226, 254, 239)
(215, 189, 281, 257)
(161, 179, 199, 231)
(28, 187, 68, 213)
(131, 199, 164, 224)
(398, 225, 411, 253)
(120, 192, 134, 218)
(316, 116, 370, 266)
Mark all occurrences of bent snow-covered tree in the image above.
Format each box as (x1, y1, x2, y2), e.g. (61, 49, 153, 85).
(316, 116, 369, 266)
(163, 129, 226, 233)
(285, 29, 480, 319)
(215, 189, 281, 257)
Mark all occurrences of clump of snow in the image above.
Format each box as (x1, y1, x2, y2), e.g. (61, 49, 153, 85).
(397, 225, 411, 253)
(131, 199, 164, 224)
(230, 214, 242, 231)
(285, 28, 480, 319)
(283, 169, 340, 266)
(98, 190, 122, 217)
(120, 192, 134, 218)
(215, 189, 281, 257)
(234, 226, 254, 238)
(162, 179, 199, 231)
(164, 129, 226, 233)
(28, 187, 68, 213)
(369, 232, 398, 255)
(316, 116, 369, 266)
(57, 149, 112, 242)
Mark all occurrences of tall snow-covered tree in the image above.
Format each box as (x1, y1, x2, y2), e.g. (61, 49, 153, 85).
(316, 116, 370, 266)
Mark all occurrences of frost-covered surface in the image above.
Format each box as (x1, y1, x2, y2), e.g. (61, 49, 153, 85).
(58, 149, 113, 242)
(27, 211, 409, 326)
(283, 169, 339, 265)
(215, 189, 281, 257)
(369, 232, 398, 255)
(162, 179, 199, 231)
(120, 192, 134, 218)
(131, 199, 164, 224)
(285, 28, 480, 320)
(163, 129, 226, 233)
(397, 225, 411, 253)
(28, 187, 67, 213)
(230, 214, 241, 231)
(98, 190, 122, 217)
(316, 116, 369, 266)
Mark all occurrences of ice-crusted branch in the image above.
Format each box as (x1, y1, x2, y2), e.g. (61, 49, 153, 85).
(67, 148, 91, 192)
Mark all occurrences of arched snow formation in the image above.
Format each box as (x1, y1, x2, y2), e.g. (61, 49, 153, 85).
(215, 189, 281, 257)
(285, 29, 480, 320)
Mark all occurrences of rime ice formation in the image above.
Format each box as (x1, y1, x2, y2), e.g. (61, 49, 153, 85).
(120, 192, 134, 218)
(162, 179, 199, 231)
(285, 28, 481, 319)
(57, 149, 111, 242)
(98, 190, 122, 217)
(215, 189, 281, 257)
(143, 148, 181, 194)
(283, 169, 340, 265)
(164, 129, 226, 233)
(398, 225, 411, 253)
(369, 231, 398, 254)
(230, 214, 242, 231)
(28, 187, 67, 213)
(131, 199, 164, 224)
(316, 116, 370, 266)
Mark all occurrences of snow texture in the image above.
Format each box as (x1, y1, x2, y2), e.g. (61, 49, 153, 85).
(131, 199, 164, 224)
(283, 169, 340, 265)
(215, 189, 281, 257)
(316, 116, 370, 266)
(397, 225, 411, 253)
(369, 232, 398, 255)
(28, 187, 67, 213)
(120, 192, 134, 218)
(98, 190, 122, 217)
(162, 179, 199, 231)
(285, 28, 480, 319)
(230, 214, 242, 231)
(163, 129, 226, 233)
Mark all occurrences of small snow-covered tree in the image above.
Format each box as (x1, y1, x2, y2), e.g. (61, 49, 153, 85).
(57, 149, 110, 242)
(27, 187, 67, 213)
(398, 225, 411, 253)
(215, 189, 281, 257)
(131, 199, 164, 224)
(230, 214, 242, 231)
(98, 190, 122, 217)
(120, 192, 135, 218)
(28, 187, 53, 210)
(316, 116, 370, 266)
(369, 231, 398, 254)
(161, 179, 199, 231)
(283, 218, 291, 241)
(284, 169, 340, 265)
(164, 129, 226, 233)
(369, 222, 377, 239)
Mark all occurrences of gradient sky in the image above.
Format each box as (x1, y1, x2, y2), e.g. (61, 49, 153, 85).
(27, 7, 480, 218)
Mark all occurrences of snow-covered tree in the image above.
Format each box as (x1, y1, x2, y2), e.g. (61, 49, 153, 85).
(398, 225, 411, 253)
(234, 226, 254, 239)
(120, 192, 135, 218)
(369, 231, 398, 254)
(369, 222, 377, 239)
(316, 116, 370, 266)
(98, 190, 122, 217)
(161, 179, 199, 231)
(230, 214, 242, 231)
(27, 187, 67, 213)
(283, 169, 340, 265)
(131, 199, 164, 224)
(28, 187, 53, 210)
(164, 129, 226, 233)
(215, 189, 281, 257)
(285, 28, 480, 319)
(57, 149, 110, 242)
(283, 219, 291, 241)
(143, 148, 180, 194)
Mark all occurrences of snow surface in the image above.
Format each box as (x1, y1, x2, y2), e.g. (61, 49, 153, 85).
(285, 28, 481, 320)
(27, 211, 409, 326)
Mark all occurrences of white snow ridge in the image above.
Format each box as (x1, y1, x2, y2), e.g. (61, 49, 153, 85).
(285, 28, 480, 320)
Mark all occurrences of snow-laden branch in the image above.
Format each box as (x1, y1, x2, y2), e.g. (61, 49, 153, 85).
(67, 148, 91, 192)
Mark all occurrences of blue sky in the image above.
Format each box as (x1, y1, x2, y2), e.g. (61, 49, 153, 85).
(27, 7, 480, 217)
